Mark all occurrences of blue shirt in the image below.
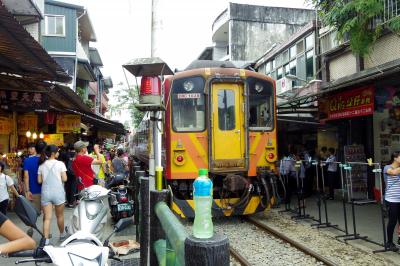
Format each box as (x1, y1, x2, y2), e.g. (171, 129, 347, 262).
(23, 156, 41, 194)
(384, 165, 400, 203)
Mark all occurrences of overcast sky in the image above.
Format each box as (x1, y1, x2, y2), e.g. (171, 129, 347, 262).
(69, 0, 312, 85)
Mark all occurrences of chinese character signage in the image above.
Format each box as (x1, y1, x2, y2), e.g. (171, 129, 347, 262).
(0, 90, 49, 111)
(0, 116, 12, 135)
(319, 86, 374, 121)
(57, 114, 81, 133)
(43, 134, 64, 146)
(17, 114, 38, 135)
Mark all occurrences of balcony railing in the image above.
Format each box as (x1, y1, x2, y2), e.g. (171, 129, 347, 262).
(383, 0, 400, 22)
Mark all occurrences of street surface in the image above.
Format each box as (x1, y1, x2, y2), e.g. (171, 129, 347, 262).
(0, 206, 139, 265)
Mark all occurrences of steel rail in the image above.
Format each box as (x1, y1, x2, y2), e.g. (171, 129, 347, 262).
(229, 246, 252, 266)
(247, 217, 338, 266)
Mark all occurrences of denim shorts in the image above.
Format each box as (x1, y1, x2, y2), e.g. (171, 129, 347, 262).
(41, 190, 66, 206)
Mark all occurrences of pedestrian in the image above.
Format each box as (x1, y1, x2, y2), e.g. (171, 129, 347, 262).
(0, 212, 36, 254)
(325, 148, 338, 200)
(0, 162, 19, 215)
(383, 151, 400, 251)
(72, 141, 103, 190)
(23, 142, 46, 213)
(90, 146, 107, 187)
(59, 144, 76, 207)
(112, 148, 129, 177)
(37, 145, 68, 243)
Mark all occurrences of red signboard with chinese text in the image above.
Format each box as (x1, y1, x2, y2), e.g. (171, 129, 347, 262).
(319, 86, 374, 121)
(56, 114, 81, 133)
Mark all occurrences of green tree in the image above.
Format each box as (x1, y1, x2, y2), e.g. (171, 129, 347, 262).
(109, 83, 144, 129)
(311, 0, 400, 56)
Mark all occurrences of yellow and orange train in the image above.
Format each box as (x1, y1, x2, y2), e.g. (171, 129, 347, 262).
(132, 61, 278, 218)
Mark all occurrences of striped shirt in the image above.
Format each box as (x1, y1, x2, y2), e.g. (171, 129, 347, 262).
(384, 165, 400, 203)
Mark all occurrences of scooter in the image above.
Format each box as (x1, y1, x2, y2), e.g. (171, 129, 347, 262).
(107, 174, 134, 222)
(66, 184, 110, 240)
(9, 195, 132, 266)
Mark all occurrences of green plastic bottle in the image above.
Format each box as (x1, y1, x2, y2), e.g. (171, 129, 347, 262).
(193, 169, 213, 238)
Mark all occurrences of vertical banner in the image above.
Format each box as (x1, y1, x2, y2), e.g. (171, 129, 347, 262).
(17, 114, 38, 135)
(56, 114, 81, 133)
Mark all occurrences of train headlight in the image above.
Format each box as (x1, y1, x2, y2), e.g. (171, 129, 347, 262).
(266, 152, 276, 162)
(183, 80, 194, 92)
(174, 152, 185, 166)
(254, 82, 264, 93)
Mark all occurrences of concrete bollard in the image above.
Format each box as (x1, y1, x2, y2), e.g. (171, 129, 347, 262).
(184, 234, 230, 266)
(140, 176, 149, 266)
(149, 189, 169, 266)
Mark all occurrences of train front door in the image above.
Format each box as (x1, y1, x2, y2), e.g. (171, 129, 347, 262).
(211, 83, 245, 171)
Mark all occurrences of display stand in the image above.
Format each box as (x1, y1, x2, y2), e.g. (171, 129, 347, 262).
(342, 163, 380, 246)
(372, 165, 390, 253)
(291, 161, 312, 220)
(311, 162, 339, 230)
(335, 164, 352, 239)
(278, 173, 293, 213)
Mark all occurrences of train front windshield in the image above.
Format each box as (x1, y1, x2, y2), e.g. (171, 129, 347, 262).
(171, 76, 206, 132)
(247, 77, 274, 131)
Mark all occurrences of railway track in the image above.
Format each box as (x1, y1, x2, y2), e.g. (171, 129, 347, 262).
(227, 217, 337, 266)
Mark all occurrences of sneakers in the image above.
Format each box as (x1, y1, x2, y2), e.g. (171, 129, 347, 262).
(386, 242, 399, 252)
(59, 232, 68, 242)
(26, 228, 34, 237)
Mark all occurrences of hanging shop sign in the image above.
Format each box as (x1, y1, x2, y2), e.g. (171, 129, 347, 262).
(57, 114, 81, 133)
(319, 86, 374, 121)
(43, 134, 64, 146)
(98, 131, 116, 139)
(0, 90, 49, 112)
(0, 116, 12, 135)
(17, 114, 38, 135)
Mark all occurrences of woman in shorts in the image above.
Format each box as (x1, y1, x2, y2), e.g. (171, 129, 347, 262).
(38, 145, 67, 243)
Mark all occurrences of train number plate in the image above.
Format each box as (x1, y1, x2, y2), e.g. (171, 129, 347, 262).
(117, 203, 131, 211)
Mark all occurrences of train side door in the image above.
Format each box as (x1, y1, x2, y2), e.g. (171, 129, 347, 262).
(211, 83, 245, 171)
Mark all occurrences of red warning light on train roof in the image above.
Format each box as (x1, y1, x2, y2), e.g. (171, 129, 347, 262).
(140, 76, 161, 96)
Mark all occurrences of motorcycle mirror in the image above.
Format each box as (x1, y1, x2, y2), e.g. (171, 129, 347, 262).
(114, 217, 133, 233)
(14, 196, 43, 236)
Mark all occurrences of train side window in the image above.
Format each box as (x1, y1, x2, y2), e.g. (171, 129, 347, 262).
(247, 78, 274, 131)
(218, 89, 235, 131)
(171, 76, 206, 132)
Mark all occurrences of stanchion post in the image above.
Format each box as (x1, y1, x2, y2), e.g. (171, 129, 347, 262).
(140, 176, 149, 266)
(135, 169, 144, 242)
(149, 189, 169, 266)
(185, 234, 230, 266)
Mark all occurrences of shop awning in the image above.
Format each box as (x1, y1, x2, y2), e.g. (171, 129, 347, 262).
(47, 85, 125, 134)
(278, 58, 400, 109)
(77, 59, 97, 82)
(50, 85, 92, 113)
(0, 4, 71, 83)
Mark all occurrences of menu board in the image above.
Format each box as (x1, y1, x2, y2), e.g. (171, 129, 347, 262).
(344, 145, 368, 199)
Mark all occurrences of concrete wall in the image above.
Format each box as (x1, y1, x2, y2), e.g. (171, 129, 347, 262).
(228, 3, 315, 61)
